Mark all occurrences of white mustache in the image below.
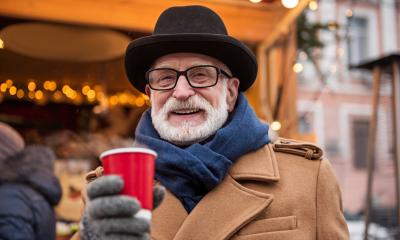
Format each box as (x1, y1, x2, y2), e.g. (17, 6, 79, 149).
(159, 95, 212, 118)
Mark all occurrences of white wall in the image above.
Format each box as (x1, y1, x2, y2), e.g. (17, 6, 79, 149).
(380, 0, 398, 54)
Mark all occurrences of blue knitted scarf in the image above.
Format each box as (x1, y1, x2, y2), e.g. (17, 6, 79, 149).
(135, 93, 270, 212)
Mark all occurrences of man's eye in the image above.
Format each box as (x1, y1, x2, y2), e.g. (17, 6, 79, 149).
(160, 75, 174, 81)
(155, 75, 175, 87)
(190, 70, 208, 78)
(193, 73, 207, 77)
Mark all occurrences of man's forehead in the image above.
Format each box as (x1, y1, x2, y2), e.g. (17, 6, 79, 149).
(152, 52, 228, 69)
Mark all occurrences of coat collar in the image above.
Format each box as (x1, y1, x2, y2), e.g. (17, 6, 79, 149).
(229, 143, 280, 182)
(151, 143, 279, 240)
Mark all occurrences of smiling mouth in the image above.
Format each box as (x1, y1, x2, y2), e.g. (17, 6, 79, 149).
(171, 108, 202, 115)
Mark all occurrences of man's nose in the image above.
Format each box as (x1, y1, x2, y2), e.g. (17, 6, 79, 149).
(172, 75, 195, 100)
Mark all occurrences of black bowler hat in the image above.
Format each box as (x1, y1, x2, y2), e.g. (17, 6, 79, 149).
(124, 5, 258, 93)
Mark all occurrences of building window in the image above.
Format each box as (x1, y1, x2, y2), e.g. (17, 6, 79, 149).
(347, 16, 369, 65)
(299, 114, 313, 134)
(352, 119, 370, 169)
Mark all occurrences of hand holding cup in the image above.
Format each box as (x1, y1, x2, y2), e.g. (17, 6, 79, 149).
(80, 148, 164, 240)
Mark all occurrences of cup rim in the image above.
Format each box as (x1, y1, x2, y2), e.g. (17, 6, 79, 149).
(100, 147, 157, 159)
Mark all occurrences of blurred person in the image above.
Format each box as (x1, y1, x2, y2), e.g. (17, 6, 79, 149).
(0, 122, 62, 240)
(76, 5, 349, 240)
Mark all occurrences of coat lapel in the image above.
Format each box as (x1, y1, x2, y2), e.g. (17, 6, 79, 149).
(151, 144, 279, 240)
(173, 174, 273, 240)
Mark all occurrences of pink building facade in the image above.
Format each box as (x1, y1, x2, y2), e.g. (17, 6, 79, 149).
(296, 0, 400, 215)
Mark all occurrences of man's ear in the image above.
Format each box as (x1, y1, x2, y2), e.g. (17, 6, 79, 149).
(226, 78, 239, 112)
(145, 85, 152, 97)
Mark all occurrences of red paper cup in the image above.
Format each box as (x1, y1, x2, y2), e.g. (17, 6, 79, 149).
(100, 147, 157, 220)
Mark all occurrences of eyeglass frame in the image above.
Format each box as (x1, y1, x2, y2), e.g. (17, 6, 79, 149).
(145, 64, 233, 91)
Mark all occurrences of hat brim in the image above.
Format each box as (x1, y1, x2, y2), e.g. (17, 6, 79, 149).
(125, 33, 257, 93)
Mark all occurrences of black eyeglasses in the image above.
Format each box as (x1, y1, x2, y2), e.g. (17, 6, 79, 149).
(146, 65, 232, 90)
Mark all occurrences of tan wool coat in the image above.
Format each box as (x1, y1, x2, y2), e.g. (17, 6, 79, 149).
(72, 138, 349, 240)
(150, 139, 349, 240)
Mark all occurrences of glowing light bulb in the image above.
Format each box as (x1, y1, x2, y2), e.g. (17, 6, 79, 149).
(70, 91, 78, 99)
(35, 90, 44, 100)
(0, 83, 7, 92)
(17, 89, 25, 98)
(271, 121, 282, 131)
(43, 81, 51, 90)
(0, 38, 4, 49)
(293, 63, 304, 73)
(87, 89, 95, 99)
(249, 0, 262, 3)
(109, 96, 118, 106)
(9, 86, 17, 95)
(309, 0, 318, 11)
(62, 85, 70, 94)
(118, 93, 128, 104)
(129, 96, 137, 105)
(28, 81, 36, 91)
(50, 81, 57, 91)
(82, 85, 91, 95)
(135, 98, 145, 107)
(6, 79, 13, 87)
(142, 94, 149, 101)
(69, 90, 75, 98)
(281, 0, 299, 9)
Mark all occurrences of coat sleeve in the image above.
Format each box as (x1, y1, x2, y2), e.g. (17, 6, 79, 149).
(316, 159, 350, 239)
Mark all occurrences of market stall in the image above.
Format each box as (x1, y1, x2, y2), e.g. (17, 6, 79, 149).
(0, 0, 310, 238)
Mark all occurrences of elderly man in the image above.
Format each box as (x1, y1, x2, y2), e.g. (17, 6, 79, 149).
(78, 5, 349, 240)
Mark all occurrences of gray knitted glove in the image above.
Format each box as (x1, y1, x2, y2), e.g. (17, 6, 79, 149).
(81, 175, 165, 240)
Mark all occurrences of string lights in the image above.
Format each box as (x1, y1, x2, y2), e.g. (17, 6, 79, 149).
(0, 78, 149, 108)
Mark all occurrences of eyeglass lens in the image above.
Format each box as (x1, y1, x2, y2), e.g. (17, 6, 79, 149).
(148, 66, 218, 90)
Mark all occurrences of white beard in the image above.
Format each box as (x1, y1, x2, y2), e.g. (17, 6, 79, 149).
(151, 84, 229, 146)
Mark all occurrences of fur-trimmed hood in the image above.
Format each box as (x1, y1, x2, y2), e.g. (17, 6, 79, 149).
(0, 145, 62, 205)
